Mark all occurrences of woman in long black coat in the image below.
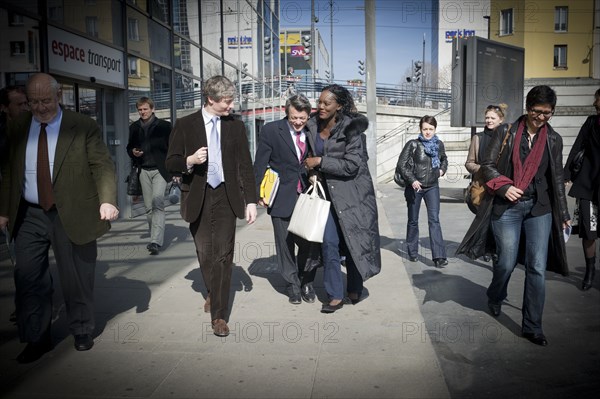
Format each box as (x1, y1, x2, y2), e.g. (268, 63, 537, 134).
(304, 84, 381, 313)
(564, 88, 600, 290)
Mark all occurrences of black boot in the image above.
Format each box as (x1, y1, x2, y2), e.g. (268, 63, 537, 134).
(582, 257, 596, 291)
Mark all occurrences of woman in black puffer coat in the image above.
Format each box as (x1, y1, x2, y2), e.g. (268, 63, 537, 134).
(304, 84, 381, 313)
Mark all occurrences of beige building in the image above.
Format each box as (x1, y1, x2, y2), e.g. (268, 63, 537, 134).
(488, 0, 599, 79)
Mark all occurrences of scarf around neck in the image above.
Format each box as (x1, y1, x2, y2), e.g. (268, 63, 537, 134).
(512, 120, 547, 190)
(418, 133, 440, 168)
(486, 119, 548, 193)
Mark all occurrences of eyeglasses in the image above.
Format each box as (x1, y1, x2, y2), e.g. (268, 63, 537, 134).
(529, 108, 554, 118)
(486, 105, 500, 111)
(28, 98, 54, 107)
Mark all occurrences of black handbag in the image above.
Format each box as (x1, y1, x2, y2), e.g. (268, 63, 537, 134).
(393, 170, 406, 188)
(569, 149, 585, 181)
(126, 164, 142, 196)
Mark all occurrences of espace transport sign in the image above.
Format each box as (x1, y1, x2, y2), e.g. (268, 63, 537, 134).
(48, 26, 125, 88)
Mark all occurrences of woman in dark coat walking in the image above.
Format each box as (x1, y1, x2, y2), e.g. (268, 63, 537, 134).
(304, 84, 381, 313)
(564, 88, 600, 290)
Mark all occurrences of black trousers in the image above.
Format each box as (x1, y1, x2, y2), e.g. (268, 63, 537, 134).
(271, 216, 315, 295)
(189, 184, 236, 321)
(14, 203, 97, 343)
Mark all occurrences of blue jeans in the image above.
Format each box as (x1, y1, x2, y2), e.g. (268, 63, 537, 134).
(489, 199, 552, 334)
(322, 210, 363, 301)
(405, 185, 446, 259)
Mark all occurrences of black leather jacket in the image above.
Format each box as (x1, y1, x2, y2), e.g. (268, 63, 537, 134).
(397, 138, 448, 187)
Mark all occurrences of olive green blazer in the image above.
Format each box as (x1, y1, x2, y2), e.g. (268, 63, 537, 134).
(0, 110, 117, 245)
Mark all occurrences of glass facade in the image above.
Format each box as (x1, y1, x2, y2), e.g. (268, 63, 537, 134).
(0, 0, 283, 215)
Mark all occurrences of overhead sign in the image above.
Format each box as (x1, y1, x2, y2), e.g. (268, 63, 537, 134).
(290, 46, 307, 57)
(48, 26, 124, 88)
(227, 35, 252, 49)
(445, 29, 476, 43)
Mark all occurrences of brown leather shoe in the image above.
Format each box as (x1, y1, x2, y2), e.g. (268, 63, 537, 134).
(211, 319, 229, 337)
(203, 295, 211, 313)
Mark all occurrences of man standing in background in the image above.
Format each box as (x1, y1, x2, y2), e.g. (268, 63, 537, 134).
(0, 85, 29, 166)
(127, 97, 173, 255)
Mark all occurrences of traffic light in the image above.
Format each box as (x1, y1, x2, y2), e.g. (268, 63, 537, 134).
(406, 60, 422, 83)
(264, 37, 271, 58)
(241, 62, 248, 78)
(413, 61, 422, 82)
(358, 60, 365, 75)
(325, 70, 330, 81)
(302, 34, 311, 61)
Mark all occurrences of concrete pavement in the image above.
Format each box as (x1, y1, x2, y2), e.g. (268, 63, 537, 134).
(0, 180, 598, 398)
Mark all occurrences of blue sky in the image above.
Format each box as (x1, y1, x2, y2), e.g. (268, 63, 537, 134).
(279, 0, 434, 85)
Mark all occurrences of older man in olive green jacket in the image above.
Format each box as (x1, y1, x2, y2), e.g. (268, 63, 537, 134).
(0, 73, 118, 364)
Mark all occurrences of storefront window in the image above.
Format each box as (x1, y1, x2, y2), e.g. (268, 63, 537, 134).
(222, 0, 242, 68)
(47, 0, 124, 46)
(1, 10, 40, 75)
(151, 0, 170, 24)
(148, 19, 170, 65)
(201, 0, 222, 57)
(173, 0, 200, 43)
(60, 83, 76, 111)
(127, 7, 170, 65)
(175, 73, 201, 117)
(127, 7, 149, 58)
(202, 50, 222, 80)
(2, 0, 38, 14)
(127, 58, 171, 121)
(174, 36, 200, 77)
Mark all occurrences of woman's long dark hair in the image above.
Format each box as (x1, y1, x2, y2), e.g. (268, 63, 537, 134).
(322, 84, 357, 116)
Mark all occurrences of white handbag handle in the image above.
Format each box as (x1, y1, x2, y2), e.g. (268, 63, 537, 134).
(306, 180, 327, 200)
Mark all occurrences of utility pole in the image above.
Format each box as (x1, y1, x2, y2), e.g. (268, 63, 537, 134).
(311, 0, 316, 88)
(421, 33, 425, 107)
(330, 0, 334, 82)
(365, 0, 377, 184)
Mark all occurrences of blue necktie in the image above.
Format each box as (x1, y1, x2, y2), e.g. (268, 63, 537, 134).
(207, 116, 222, 188)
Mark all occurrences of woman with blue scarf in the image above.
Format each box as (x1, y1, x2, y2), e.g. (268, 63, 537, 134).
(396, 115, 449, 267)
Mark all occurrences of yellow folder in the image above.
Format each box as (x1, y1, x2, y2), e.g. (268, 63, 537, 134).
(260, 168, 280, 207)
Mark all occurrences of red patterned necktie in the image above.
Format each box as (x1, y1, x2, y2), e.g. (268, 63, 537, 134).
(37, 123, 55, 210)
(295, 131, 306, 192)
(295, 131, 306, 160)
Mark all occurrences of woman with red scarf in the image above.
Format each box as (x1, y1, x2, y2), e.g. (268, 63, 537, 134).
(457, 86, 571, 347)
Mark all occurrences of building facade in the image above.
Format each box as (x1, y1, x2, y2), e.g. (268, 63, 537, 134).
(433, 0, 491, 88)
(488, 0, 599, 79)
(0, 0, 284, 217)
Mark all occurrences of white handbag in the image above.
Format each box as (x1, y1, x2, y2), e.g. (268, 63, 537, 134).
(287, 180, 331, 243)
